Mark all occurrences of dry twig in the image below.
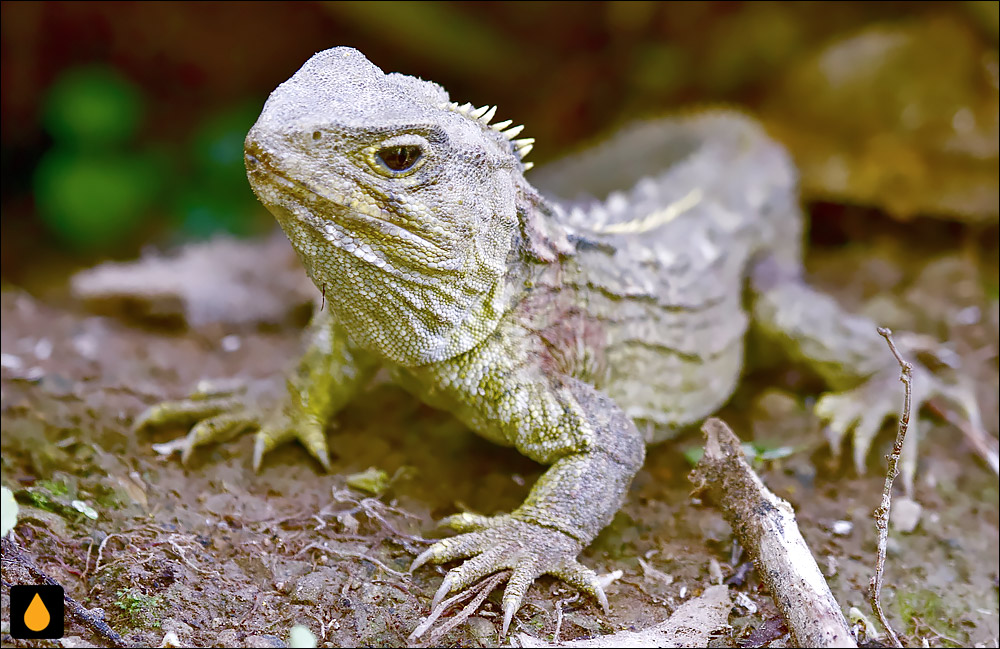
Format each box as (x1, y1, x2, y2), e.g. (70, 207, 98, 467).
(515, 584, 732, 648)
(1, 535, 129, 648)
(869, 327, 909, 649)
(690, 418, 856, 648)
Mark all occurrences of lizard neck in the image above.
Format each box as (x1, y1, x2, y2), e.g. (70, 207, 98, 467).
(279, 167, 566, 369)
(291, 219, 514, 368)
(343, 179, 568, 368)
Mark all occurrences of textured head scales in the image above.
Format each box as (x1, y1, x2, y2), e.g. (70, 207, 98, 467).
(256, 47, 450, 131)
(245, 47, 531, 366)
(251, 47, 532, 166)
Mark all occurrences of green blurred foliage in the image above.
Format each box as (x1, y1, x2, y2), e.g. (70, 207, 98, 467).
(34, 66, 267, 251)
(172, 183, 259, 240)
(42, 66, 143, 149)
(34, 149, 161, 249)
(35, 65, 156, 251)
(172, 103, 269, 240)
(190, 104, 261, 185)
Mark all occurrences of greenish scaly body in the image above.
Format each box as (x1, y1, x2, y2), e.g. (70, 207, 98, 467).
(136, 47, 978, 635)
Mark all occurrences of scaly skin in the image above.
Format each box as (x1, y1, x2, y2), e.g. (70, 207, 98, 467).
(136, 48, 980, 634)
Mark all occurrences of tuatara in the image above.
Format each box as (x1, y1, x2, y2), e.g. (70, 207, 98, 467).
(135, 47, 979, 634)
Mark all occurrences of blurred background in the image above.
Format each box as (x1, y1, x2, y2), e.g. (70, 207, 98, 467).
(2, 1, 997, 290)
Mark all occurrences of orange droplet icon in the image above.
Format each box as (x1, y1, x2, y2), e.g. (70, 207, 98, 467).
(25, 592, 51, 632)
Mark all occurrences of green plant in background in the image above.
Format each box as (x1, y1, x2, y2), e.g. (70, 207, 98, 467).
(33, 66, 270, 253)
(34, 65, 162, 251)
(42, 66, 142, 146)
(172, 102, 267, 240)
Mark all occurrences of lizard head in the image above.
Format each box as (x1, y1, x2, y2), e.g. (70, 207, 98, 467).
(245, 47, 534, 365)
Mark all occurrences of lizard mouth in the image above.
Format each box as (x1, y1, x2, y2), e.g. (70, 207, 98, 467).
(244, 148, 305, 198)
(244, 143, 291, 188)
(245, 141, 357, 217)
(244, 151, 263, 169)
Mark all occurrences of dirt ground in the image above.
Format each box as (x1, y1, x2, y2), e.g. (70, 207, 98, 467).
(1, 213, 998, 648)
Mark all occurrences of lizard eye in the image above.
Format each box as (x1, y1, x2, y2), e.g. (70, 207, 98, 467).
(376, 145, 423, 173)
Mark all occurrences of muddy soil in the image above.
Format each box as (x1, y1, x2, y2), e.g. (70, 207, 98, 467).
(1, 215, 998, 648)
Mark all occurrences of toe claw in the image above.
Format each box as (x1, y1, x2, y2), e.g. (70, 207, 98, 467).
(851, 413, 887, 475)
(138, 374, 340, 470)
(251, 414, 330, 472)
(815, 347, 989, 483)
(180, 439, 196, 465)
(595, 582, 609, 613)
(551, 560, 608, 612)
(502, 599, 517, 637)
(499, 565, 534, 637)
(252, 434, 267, 473)
(296, 417, 331, 471)
(410, 547, 436, 574)
(176, 413, 255, 465)
(431, 574, 454, 609)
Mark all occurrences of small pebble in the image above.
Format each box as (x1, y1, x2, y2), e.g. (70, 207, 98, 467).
(221, 335, 241, 352)
(708, 558, 724, 585)
(954, 305, 980, 325)
(890, 497, 922, 533)
(291, 567, 341, 604)
(735, 591, 758, 614)
(245, 634, 286, 648)
(0, 353, 23, 370)
(831, 520, 853, 536)
(466, 616, 496, 647)
(73, 333, 100, 360)
(34, 338, 53, 360)
(288, 625, 317, 649)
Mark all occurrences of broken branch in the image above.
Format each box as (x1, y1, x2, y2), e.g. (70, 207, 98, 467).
(690, 417, 856, 648)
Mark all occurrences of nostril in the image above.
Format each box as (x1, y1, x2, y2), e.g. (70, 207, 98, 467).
(312, 131, 322, 141)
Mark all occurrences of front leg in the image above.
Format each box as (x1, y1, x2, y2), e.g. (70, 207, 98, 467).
(748, 256, 980, 489)
(136, 307, 379, 470)
(407, 353, 645, 635)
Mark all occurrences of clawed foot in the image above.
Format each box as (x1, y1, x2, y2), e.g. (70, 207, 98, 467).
(815, 335, 982, 492)
(134, 378, 331, 471)
(411, 513, 608, 636)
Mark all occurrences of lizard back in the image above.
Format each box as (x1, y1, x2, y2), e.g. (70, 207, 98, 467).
(521, 113, 803, 441)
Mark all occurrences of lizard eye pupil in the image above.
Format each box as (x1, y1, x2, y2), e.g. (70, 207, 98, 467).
(377, 145, 422, 172)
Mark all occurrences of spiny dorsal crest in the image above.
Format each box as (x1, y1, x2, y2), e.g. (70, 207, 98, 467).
(442, 101, 535, 170)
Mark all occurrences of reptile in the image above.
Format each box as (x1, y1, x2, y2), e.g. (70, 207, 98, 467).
(135, 47, 980, 635)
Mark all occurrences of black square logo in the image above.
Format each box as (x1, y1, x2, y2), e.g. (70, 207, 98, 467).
(9, 584, 65, 639)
